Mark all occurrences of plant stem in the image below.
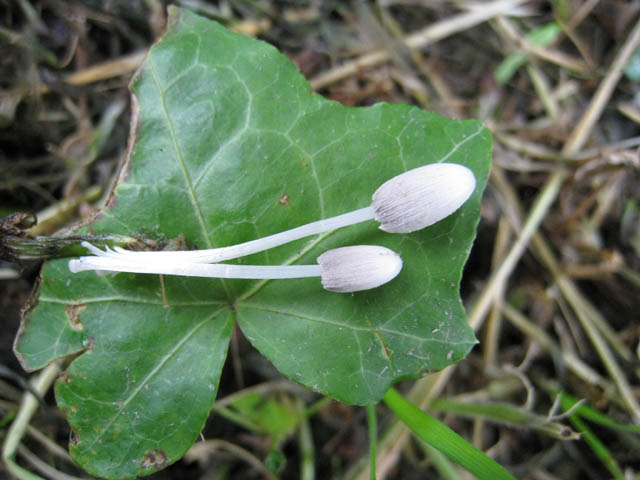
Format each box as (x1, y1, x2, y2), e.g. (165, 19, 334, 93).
(2, 233, 140, 262)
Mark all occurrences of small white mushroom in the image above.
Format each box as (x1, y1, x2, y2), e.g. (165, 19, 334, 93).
(69, 245, 402, 293)
(372, 163, 476, 233)
(317, 245, 402, 293)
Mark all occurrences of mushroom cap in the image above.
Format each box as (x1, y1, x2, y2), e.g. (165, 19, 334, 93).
(372, 163, 476, 234)
(318, 245, 402, 293)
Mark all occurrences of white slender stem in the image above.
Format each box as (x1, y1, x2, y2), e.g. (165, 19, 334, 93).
(102, 206, 376, 263)
(69, 257, 322, 279)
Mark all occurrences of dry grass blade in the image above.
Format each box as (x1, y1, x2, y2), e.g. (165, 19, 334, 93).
(493, 16, 590, 73)
(533, 235, 640, 423)
(16, 444, 86, 480)
(2, 361, 62, 480)
(563, 17, 640, 155)
(501, 303, 618, 400)
(185, 440, 278, 480)
(310, 0, 527, 90)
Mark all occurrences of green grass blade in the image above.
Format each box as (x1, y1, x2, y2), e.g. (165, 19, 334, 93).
(495, 22, 561, 84)
(383, 388, 517, 480)
(421, 443, 463, 480)
(568, 413, 625, 480)
(558, 391, 640, 433)
(430, 398, 579, 440)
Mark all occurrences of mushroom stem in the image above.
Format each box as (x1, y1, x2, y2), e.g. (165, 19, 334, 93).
(69, 255, 322, 279)
(104, 206, 375, 264)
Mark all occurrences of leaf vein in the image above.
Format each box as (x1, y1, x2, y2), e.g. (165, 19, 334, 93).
(77, 308, 225, 454)
(439, 124, 484, 163)
(239, 303, 474, 347)
(148, 61, 213, 248)
(39, 295, 227, 307)
(192, 65, 252, 190)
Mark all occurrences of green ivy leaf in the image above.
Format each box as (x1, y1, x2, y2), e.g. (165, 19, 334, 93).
(14, 7, 491, 479)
